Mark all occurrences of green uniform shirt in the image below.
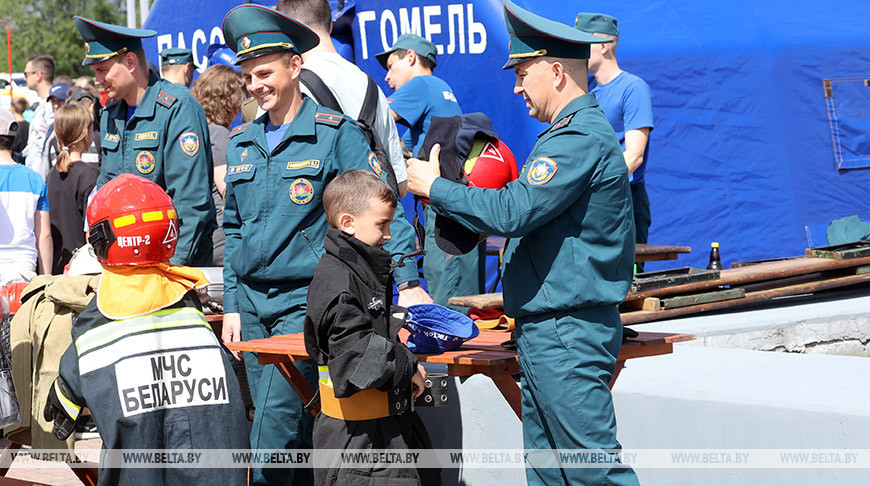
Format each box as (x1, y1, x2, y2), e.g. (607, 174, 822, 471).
(98, 72, 216, 266)
(429, 93, 635, 317)
(222, 97, 417, 313)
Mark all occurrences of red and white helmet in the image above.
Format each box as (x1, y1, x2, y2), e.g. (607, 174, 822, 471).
(464, 138, 519, 189)
(87, 174, 179, 266)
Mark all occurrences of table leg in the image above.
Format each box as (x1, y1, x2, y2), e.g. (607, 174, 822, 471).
(489, 373, 522, 420)
(609, 360, 626, 390)
(274, 361, 320, 416)
(448, 362, 522, 420)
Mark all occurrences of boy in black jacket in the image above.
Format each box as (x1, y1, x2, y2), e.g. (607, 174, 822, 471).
(304, 169, 440, 485)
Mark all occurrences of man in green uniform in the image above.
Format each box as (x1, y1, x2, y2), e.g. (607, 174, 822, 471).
(74, 17, 216, 267)
(220, 5, 424, 485)
(159, 47, 196, 87)
(406, 1, 639, 485)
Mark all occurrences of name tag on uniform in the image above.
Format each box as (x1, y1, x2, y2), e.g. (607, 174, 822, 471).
(286, 160, 320, 171)
(228, 164, 254, 175)
(134, 131, 158, 141)
(104, 134, 120, 143)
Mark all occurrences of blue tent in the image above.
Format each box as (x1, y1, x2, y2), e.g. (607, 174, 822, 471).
(143, 0, 870, 270)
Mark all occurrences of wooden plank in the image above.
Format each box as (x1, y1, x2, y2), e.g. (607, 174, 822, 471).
(619, 297, 661, 312)
(805, 240, 870, 259)
(833, 247, 870, 261)
(659, 288, 745, 310)
(625, 256, 870, 301)
(622, 271, 870, 324)
(635, 243, 692, 255)
(631, 267, 720, 293)
(448, 292, 504, 309)
(730, 256, 803, 268)
(635, 252, 680, 263)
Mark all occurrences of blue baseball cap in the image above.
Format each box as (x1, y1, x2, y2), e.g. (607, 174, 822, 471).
(404, 304, 480, 353)
(375, 34, 438, 69)
(48, 83, 70, 101)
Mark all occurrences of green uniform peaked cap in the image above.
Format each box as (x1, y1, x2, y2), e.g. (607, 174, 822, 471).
(222, 4, 319, 64)
(74, 16, 157, 66)
(502, 0, 612, 69)
(574, 13, 619, 37)
(160, 48, 194, 66)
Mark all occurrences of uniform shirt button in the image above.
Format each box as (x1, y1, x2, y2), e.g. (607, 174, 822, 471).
(394, 388, 400, 395)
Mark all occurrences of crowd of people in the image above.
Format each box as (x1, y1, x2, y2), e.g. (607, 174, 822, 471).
(0, 0, 657, 485)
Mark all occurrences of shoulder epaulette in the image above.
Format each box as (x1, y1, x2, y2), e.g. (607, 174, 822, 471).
(229, 122, 252, 138)
(156, 91, 177, 108)
(314, 111, 345, 127)
(104, 98, 121, 109)
(550, 113, 575, 132)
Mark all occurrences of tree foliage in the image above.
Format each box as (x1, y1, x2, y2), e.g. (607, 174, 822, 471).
(0, 0, 124, 78)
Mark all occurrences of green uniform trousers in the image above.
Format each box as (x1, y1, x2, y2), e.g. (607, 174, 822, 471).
(516, 307, 639, 486)
(239, 280, 316, 486)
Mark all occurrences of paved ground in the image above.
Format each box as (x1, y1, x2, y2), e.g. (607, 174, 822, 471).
(1, 438, 101, 486)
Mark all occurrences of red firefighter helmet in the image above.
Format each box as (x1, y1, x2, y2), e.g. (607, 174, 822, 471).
(86, 173, 179, 265)
(464, 138, 519, 189)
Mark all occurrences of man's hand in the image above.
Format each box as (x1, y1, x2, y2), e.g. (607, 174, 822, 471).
(411, 364, 428, 398)
(398, 286, 434, 307)
(221, 312, 243, 361)
(406, 144, 442, 198)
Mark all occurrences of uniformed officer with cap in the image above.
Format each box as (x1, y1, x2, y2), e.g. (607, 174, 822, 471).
(159, 47, 196, 87)
(220, 5, 423, 485)
(74, 17, 216, 267)
(406, 1, 639, 485)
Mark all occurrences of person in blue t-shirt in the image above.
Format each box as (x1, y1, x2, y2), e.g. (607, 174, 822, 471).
(376, 34, 484, 311)
(0, 107, 52, 284)
(576, 13, 654, 267)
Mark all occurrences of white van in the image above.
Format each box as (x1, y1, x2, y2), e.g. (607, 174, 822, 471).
(0, 73, 43, 109)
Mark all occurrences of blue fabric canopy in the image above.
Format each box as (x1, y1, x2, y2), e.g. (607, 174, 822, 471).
(144, 0, 870, 270)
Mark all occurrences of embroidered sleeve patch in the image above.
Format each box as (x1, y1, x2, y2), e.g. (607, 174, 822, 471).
(367, 152, 383, 176)
(526, 157, 558, 185)
(179, 132, 200, 157)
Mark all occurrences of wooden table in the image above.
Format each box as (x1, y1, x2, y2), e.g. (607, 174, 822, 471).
(226, 330, 693, 420)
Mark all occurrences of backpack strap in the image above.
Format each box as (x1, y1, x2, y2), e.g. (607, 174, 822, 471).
(300, 68, 341, 112)
(358, 76, 379, 128)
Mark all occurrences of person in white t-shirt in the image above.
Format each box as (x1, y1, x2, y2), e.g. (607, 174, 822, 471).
(22, 55, 57, 181)
(0, 108, 52, 285)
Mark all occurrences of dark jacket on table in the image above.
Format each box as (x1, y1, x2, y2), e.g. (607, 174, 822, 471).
(304, 228, 440, 486)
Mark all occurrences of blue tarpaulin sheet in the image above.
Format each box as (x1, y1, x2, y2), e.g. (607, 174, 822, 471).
(143, 0, 870, 271)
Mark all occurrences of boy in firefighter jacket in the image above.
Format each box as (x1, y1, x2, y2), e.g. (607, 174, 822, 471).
(44, 174, 248, 485)
(303, 169, 440, 485)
